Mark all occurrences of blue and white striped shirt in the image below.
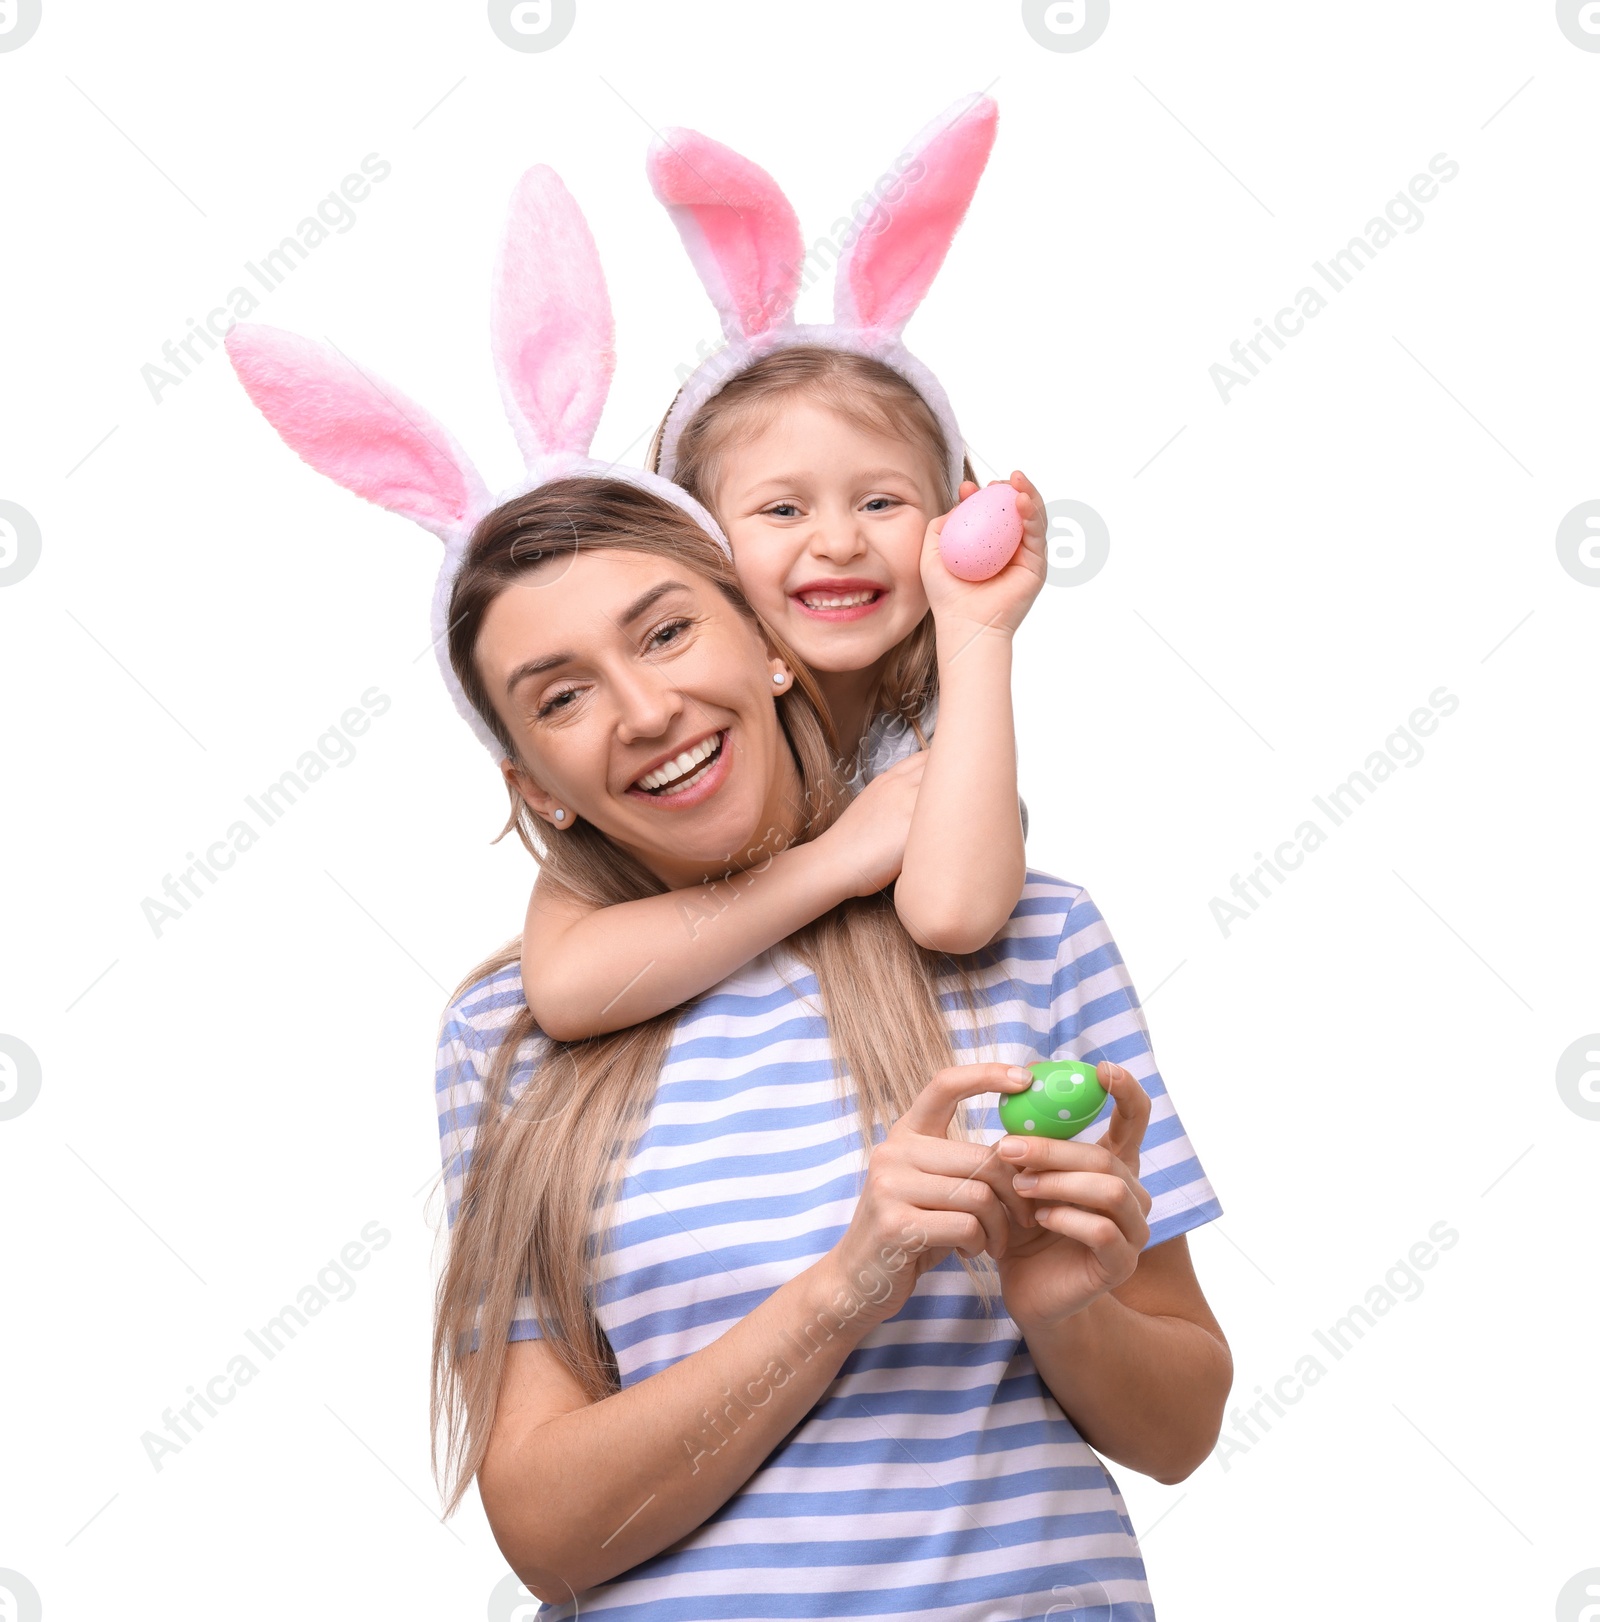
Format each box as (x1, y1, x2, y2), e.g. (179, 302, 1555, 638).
(435, 875, 1222, 1620)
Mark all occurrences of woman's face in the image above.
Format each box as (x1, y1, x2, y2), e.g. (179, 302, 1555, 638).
(474, 546, 802, 888)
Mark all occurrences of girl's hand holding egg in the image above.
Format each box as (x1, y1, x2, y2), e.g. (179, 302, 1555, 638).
(922, 469, 1049, 638)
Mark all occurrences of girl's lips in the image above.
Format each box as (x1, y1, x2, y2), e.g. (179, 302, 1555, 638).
(789, 587, 887, 623)
(623, 728, 733, 810)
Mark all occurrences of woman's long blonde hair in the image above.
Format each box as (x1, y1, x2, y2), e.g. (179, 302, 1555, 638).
(654, 345, 977, 769)
(430, 477, 1000, 1515)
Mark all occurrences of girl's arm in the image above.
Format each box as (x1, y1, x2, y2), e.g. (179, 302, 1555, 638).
(520, 751, 927, 1040)
(893, 471, 1048, 954)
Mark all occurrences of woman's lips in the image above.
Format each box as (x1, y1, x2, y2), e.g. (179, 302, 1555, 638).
(623, 728, 733, 810)
(789, 585, 887, 623)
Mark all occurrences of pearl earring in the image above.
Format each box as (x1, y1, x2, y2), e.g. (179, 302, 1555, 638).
(553, 809, 566, 823)
(772, 671, 785, 685)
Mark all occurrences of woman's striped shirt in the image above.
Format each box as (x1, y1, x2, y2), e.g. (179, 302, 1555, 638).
(435, 875, 1223, 1621)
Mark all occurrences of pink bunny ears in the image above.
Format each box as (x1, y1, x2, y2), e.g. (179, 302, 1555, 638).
(224, 165, 731, 763)
(648, 92, 998, 491)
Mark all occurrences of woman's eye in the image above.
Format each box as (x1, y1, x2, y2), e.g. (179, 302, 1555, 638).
(537, 687, 579, 719)
(647, 617, 693, 651)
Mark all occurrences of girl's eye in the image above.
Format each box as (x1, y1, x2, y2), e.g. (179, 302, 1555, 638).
(765, 502, 802, 519)
(863, 496, 900, 513)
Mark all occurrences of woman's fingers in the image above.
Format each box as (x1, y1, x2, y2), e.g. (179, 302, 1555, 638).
(1096, 1062, 1152, 1173)
(1017, 1166, 1151, 1232)
(898, 1063, 1032, 1142)
(1029, 1202, 1147, 1278)
(907, 1136, 1038, 1233)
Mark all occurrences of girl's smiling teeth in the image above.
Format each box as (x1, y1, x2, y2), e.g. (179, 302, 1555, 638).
(798, 588, 879, 609)
(633, 730, 726, 795)
(791, 581, 888, 620)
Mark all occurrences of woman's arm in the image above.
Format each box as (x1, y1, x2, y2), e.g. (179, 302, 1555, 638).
(478, 1062, 1042, 1602)
(1021, 1234, 1232, 1484)
(479, 1252, 877, 1603)
(520, 752, 928, 1040)
(893, 473, 1047, 954)
(995, 1062, 1232, 1483)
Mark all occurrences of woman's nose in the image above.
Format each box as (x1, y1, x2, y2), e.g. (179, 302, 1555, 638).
(611, 664, 683, 743)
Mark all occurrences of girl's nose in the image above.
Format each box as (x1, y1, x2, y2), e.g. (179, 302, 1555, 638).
(807, 511, 867, 564)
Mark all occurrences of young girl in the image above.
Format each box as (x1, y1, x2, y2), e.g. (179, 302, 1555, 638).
(513, 96, 1045, 1041)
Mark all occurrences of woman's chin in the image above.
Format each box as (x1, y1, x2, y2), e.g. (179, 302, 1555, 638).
(614, 729, 773, 874)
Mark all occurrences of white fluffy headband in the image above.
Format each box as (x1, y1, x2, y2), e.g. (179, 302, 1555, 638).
(648, 91, 999, 495)
(223, 166, 730, 762)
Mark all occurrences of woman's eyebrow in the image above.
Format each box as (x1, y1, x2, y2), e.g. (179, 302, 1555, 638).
(503, 580, 695, 698)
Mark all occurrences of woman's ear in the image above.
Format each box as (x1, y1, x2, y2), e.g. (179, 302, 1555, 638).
(500, 757, 575, 831)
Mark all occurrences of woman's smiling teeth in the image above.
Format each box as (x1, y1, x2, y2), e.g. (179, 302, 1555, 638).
(634, 731, 726, 795)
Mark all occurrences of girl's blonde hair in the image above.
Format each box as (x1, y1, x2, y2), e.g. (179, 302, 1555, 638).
(431, 476, 999, 1516)
(652, 345, 978, 768)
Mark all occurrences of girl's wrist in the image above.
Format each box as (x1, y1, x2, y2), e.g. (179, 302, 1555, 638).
(933, 617, 1016, 673)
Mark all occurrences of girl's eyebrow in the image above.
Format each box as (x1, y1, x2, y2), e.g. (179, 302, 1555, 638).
(744, 468, 918, 497)
(503, 580, 694, 697)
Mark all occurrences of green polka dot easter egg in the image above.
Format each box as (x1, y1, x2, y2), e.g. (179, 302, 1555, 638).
(999, 1060, 1109, 1140)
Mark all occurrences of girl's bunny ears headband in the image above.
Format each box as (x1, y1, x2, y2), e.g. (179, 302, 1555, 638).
(647, 92, 998, 494)
(223, 166, 729, 763)
(222, 93, 997, 764)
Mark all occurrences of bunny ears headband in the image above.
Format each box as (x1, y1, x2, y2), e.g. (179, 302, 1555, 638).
(648, 92, 997, 493)
(223, 94, 998, 764)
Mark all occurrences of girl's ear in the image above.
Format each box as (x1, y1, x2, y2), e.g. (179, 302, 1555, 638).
(225, 324, 488, 539)
(492, 164, 616, 467)
(833, 93, 998, 336)
(647, 129, 804, 344)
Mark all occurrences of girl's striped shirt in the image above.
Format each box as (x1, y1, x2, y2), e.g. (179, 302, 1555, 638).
(435, 875, 1223, 1621)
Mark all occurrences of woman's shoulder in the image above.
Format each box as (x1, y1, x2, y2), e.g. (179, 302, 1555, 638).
(438, 958, 527, 1049)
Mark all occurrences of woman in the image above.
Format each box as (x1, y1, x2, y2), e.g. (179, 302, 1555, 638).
(432, 476, 1231, 1620)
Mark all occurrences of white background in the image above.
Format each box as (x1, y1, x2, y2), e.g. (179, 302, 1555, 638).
(1, 2, 1596, 1618)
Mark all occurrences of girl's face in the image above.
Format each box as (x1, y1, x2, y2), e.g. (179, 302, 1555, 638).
(712, 398, 944, 681)
(473, 547, 801, 889)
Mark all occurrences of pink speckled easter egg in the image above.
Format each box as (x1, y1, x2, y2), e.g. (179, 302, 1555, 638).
(938, 483, 1023, 582)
